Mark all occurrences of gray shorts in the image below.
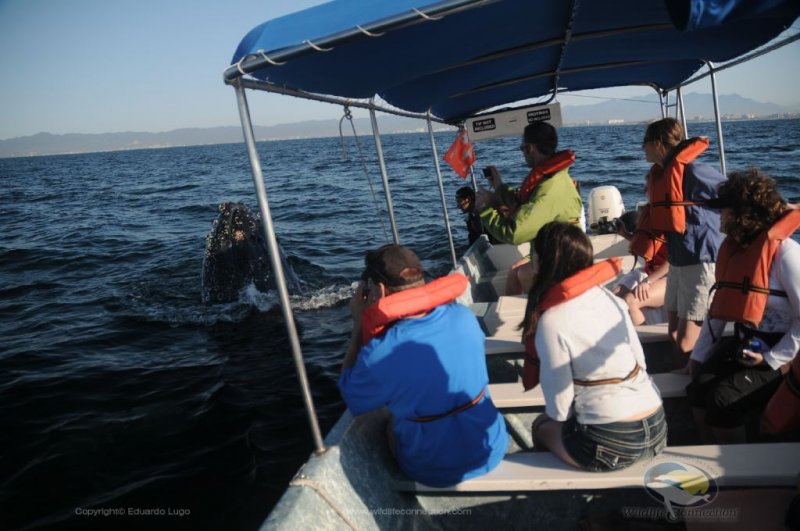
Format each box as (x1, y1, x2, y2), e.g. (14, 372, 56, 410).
(665, 263, 716, 321)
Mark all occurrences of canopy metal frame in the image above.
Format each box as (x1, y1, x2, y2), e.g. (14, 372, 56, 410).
(225, 13, 799, 454)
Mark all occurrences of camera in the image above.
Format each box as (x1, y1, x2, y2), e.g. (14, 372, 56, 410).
(590, 216, 622, 235)
(737, 337, 763, 361)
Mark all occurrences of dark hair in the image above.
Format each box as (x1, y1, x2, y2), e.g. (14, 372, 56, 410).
(363, 244, 424, 292)
(455, 186, 475, 200)
(643, 118, 685, 149)
(520, 222, 594, 339)
(523, 121, 558, 158)
(718, 168, 787, 245)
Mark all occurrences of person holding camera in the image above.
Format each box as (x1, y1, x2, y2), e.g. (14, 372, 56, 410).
(687, 169, 800, 444)
(474, 121, 584, 294)
(455, 186, 500, 245)
(339, 244, 508, 487)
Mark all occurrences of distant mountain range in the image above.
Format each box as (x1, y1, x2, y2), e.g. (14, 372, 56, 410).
(2, 92, 797, 158)
(561, 91, 796, 125)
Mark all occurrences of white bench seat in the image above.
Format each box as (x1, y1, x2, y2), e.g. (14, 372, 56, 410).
(483, 313, 735, 354)
(396, 442, 800, 492)
(488, 373, 691, 409)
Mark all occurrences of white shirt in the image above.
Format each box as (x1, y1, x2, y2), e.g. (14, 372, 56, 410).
(535, 286, 663, 424)
(691, 238, 800, 370)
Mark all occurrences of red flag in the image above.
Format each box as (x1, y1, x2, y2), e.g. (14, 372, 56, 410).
(443, 129, 475, 178)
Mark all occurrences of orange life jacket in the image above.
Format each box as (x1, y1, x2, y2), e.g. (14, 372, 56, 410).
(522, 258, 623, 390)
(647, 137, 709, 234)
(628, 207, 668, 262)
(360, 274, 469, 344)
(518, 150, 576, 204)
(761, 354, 800, 434)
(709, 209, 800, 327)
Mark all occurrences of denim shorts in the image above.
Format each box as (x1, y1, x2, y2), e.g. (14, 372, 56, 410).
(561, 408, 667, 472)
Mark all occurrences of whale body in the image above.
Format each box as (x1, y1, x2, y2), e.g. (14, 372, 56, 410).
(202, 202, 300, 304)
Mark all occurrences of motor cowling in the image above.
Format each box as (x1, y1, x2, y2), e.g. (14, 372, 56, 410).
(588, 186, 625, 234)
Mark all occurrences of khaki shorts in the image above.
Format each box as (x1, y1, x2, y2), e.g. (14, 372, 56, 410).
(664, 263, 716, 321)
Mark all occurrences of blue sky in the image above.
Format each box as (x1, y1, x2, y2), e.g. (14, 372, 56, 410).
(1, 0, 798, 140)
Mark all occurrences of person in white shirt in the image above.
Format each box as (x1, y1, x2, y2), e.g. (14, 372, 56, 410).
(687, 169, 800, 444)
(521, 221, 666, 471)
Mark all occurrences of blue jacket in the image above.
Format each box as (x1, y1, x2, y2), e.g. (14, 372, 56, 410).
(666, 161, 726, 266)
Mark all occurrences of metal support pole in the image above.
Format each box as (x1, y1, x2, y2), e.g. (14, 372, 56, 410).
(677, 86, 688, 138)
(427, 115, 458, 269)
(369, 107, 401, 244)
(468, 166, 479, 191)
(706, 61, 727, 176)
(234, 82, 326, 455)
(659, 91, 666, 119)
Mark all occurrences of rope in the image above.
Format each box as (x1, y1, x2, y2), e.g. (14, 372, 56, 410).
(303, 39, 333, 52)
(355, 24, 385, 37)
(257, 49, 287, 66)
(289, 476, 360, 530)
(339, 106, 390, 243)
(412, 7, 443, 20)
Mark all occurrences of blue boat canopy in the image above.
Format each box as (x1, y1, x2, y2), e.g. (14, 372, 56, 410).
(227, 0, 800, 123)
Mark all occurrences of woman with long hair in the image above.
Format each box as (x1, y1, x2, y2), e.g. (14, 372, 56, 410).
(521, 221, 666, 471)
(687, 168, 800, 443)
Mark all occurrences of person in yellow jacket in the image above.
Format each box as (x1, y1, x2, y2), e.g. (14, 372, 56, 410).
(475, 121, 584, 294)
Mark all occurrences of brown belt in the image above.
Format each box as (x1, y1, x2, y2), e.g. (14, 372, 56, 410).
(573, 364, 641, 387)
(409, 387, 487, 423)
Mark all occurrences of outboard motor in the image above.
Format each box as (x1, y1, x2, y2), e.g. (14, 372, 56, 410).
(588, 185, 625, 234)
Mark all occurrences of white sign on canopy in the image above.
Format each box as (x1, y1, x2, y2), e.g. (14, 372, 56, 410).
(466, 103, 563, 141)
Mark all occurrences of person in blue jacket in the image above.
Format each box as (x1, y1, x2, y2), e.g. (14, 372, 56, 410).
(339, 244, 508, 487)
(641, 118, 726, 358)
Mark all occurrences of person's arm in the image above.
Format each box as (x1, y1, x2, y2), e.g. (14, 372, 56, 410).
(536, 313, 574, 421)
(633, 262, 669, 302)
(479, 184, 552, 245)
(760, 241, 800, 369)
(342, 281, 368, 371)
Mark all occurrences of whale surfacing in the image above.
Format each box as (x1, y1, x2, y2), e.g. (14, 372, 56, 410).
(202, 202, 300, 304)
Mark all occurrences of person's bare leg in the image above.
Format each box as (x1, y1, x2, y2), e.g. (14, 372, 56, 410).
(624, 278, 666, 326)
(668, 311, 680, 345)
(505, 258, 533, 295)
(676, 319, 703, 356)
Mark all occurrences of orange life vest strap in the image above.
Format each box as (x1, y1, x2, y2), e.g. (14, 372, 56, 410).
(360, 273, 469, 344)
(409, 387, 487, 423)
(573, 364, 641, 386)
(518, 150, 575, 204)
(521, 258, 623, 390)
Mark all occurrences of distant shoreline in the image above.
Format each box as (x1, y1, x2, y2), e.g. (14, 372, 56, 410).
(2, 114, 797, 160)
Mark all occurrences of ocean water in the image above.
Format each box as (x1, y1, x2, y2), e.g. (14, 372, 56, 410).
(1, 119, 799, 530)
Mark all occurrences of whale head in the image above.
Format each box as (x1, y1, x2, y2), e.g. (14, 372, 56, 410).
(202, 202, 297, 304)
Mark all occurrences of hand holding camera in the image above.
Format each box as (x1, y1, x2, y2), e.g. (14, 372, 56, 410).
(482, 166, 502, 189)
(737, 337, 765, 366)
